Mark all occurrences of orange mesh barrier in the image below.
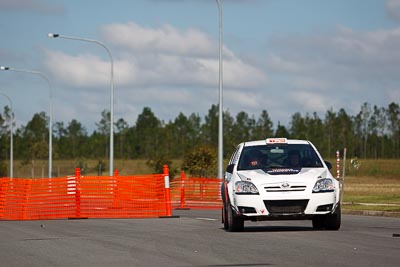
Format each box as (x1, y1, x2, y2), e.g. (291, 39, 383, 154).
(170, 171, 223, 210)
(0, 167, 172, 220)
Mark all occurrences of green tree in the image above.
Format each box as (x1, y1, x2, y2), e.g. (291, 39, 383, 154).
(369, 105, 382, 158)
(355, 102, 372, 158)
(290, 112, 307, 139)
(222, 110, 235, 156)
(0, 106, 15, 161)
(373, 106, 387, 157)
(187, 113, 202, 151)
(53, 121, 67, 160)
(1, 101, 400, 165)
(66, 119, 87, 158)
(0, 160, 7, 176)
(305, 112, 324, 150)
(20, 112, 49, 162)
(275, 121, 289, 138)
(0, 113, 6, 160)
(336, 108, 354, 157)
(89, 131, 106, 159)
(232, 111, 255, 144)
(115, 118, 129, 158)
(171, 113, 190, 157)
(146, 155, 177, 178)
(95, 110, 110, 158)
(253, 110, 273, 140)
(202, 104, 219, 147)
(387, 102, 400, 158)
(134, 107, 162, 158)
(324, 109, 337, 157)
(182, 146, 217, 177)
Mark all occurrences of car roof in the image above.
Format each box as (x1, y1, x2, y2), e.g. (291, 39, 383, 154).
(243, 139, 310, 147)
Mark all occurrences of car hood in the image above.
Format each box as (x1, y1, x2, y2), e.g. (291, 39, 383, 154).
(237, 168, 330, 186)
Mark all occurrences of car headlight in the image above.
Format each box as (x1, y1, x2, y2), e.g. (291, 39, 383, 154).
(312, 178, 335, 193)
(235, 181, 259, 194)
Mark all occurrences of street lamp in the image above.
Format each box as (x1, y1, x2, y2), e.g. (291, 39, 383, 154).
(48, 33, 115, 177)
(0, 91, 14, 178)
(0, 66, 53, 178)
(216, 0, 224, 178)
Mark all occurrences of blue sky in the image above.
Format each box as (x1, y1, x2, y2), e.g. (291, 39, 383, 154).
(1, 0, 400, 133)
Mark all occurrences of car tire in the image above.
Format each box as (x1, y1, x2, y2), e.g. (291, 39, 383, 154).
(221, 183, 229, 230)
(227, 205, 244, 232)
(325, 204, 341, 230)
(312, 204, 341, 230)
(222, 206, 229, 230)
(312, 216, 325, 230)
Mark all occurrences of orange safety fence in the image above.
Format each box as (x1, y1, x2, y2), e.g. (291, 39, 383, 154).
(0, 166, 173, 220)
(170, 171, 223, 210)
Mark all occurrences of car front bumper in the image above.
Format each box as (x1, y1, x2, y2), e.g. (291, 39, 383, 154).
(232, 190, 338, 219)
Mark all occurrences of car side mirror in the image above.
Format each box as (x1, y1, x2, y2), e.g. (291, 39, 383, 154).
(324, 161, 332, 170)
(226, 164, 234, 174)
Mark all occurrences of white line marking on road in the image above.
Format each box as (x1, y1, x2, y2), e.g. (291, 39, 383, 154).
(196, 217, 217, 221)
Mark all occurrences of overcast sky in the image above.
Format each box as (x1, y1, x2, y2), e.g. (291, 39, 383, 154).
(1, 0, 400, 132)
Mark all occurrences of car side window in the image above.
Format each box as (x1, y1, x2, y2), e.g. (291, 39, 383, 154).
(301, 147, 323, 167)
(237, 147, 270, 170)
(229, 145, 241, 165)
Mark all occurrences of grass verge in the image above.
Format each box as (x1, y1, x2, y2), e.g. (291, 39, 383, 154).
(341, 174, 400, 216)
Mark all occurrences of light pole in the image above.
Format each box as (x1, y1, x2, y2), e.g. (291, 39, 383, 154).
(216, 0, 223, 178)
(48, 33, 115, 177)
(1, 66, 53, 178)
(0, 91, 14, 178)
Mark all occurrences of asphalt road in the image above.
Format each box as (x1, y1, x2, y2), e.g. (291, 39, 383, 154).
(0, 210, 399, 267)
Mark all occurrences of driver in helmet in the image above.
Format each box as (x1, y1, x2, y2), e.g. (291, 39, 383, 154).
(247, 149, 267, 168)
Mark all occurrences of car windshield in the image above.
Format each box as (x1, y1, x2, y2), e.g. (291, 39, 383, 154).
(237, 144, 324, 171)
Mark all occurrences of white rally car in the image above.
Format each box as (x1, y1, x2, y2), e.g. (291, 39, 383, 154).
(221, 138, 341, 232)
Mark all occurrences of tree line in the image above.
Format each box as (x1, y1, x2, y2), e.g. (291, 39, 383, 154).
(0, 102, 399, 167)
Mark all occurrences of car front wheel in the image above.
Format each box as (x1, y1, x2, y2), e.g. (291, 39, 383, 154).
(326, 203, 341, 230)
(222, 206, 229, 230)
(312, 216, 325, 229)
(312, 204, 341, 231)
(227, 205, 244, 232)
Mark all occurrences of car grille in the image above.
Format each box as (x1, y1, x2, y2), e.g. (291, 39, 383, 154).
(264, 185, 306, 192)
(264, 199, 309, 214)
